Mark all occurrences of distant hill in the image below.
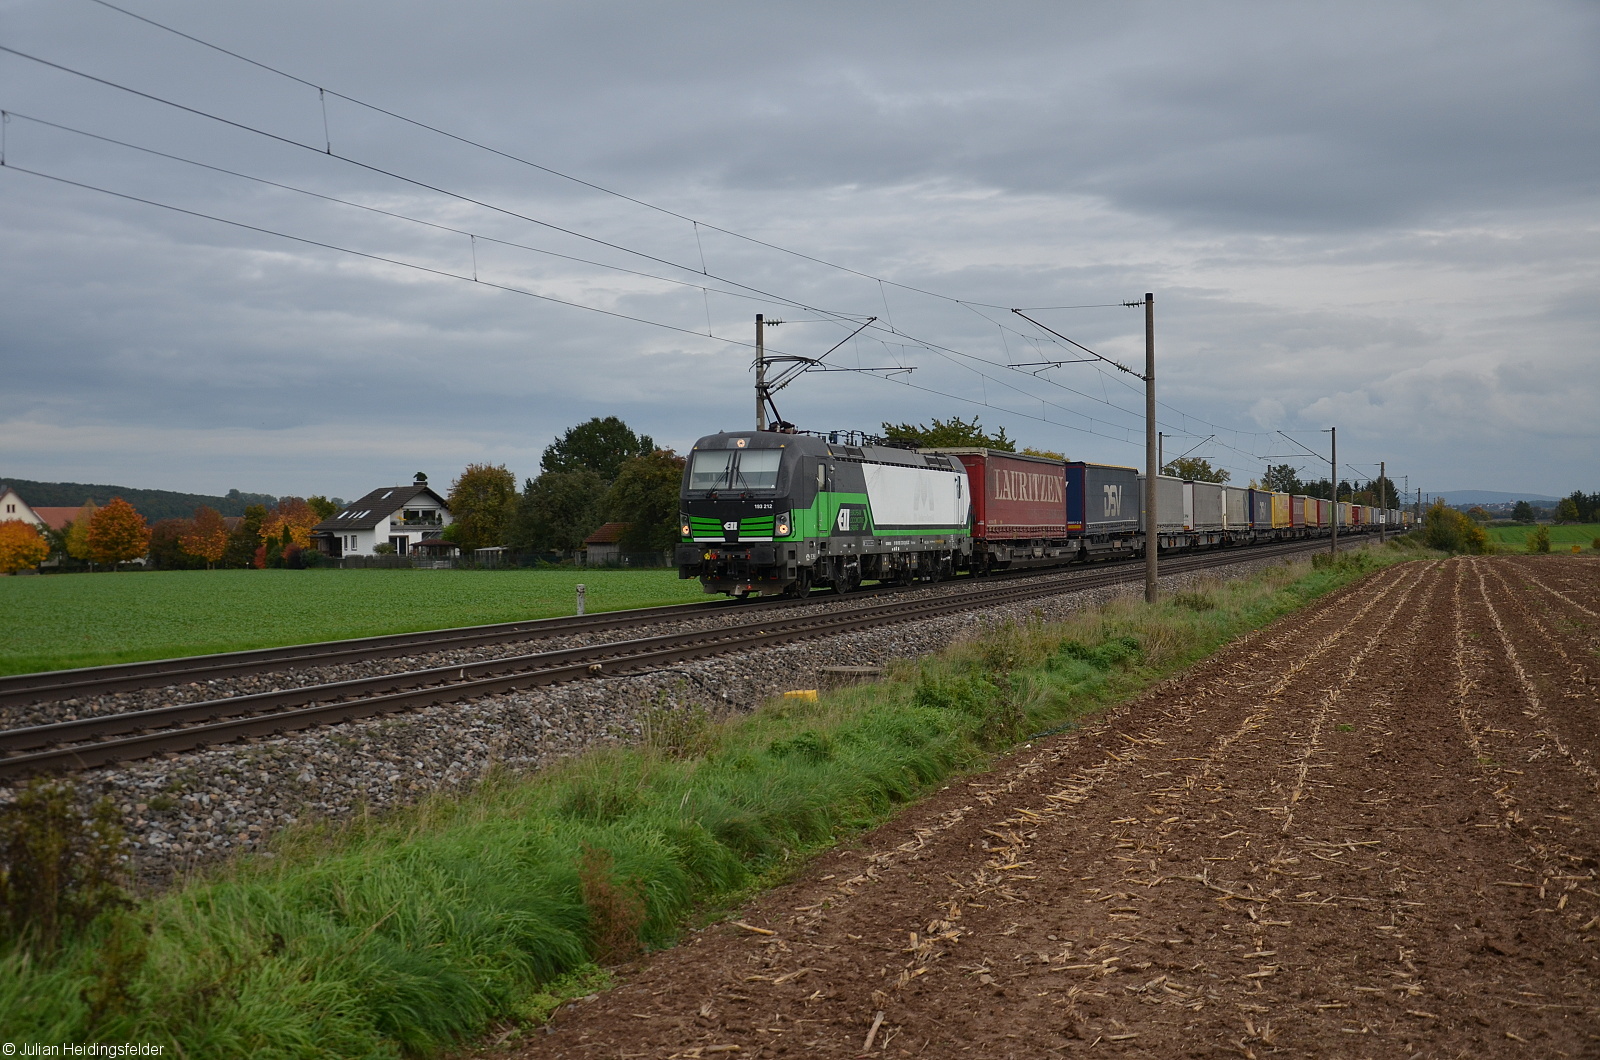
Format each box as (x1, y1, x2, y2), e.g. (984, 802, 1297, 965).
(1, 478, 280, 523)
(1435, 489, 1561, 506)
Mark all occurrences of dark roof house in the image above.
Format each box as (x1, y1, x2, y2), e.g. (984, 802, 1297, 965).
(311, 472, 453, 557)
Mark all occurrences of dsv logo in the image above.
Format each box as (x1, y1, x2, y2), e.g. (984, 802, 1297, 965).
(1103, 484, 1122, 517)
(723, 520, 738, 531)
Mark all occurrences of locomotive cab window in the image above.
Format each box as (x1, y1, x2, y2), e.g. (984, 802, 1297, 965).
(689, 448, 782, 490)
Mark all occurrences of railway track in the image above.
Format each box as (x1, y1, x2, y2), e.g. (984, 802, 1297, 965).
(0, 553, 1102, 709)
(0, 539, 1336, 779)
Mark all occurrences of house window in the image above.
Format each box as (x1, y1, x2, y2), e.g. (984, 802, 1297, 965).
(4, 504, 12, 513)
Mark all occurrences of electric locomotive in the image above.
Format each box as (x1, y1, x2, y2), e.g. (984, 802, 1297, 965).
(674, 431, 971, 596)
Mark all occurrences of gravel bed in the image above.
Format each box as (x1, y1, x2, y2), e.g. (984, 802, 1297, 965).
(1, 550, 1309, 888)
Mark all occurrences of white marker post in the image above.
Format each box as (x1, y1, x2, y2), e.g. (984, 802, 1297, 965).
(575, 583, 586, 616)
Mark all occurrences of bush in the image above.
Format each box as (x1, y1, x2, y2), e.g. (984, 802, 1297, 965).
(373, 542, 397, 555)
(0, 779, 128, 953)
(1527, 525, 1551, 554)
(1423, 500, 1488, 554)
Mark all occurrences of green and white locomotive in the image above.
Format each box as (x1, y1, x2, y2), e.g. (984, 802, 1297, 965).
(674, 431, 971, 596)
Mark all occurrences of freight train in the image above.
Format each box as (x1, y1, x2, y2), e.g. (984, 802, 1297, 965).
(674, 429, 1408, 597)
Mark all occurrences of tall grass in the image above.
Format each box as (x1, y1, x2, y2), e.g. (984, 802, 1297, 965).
(0, 548, 1404, 1057)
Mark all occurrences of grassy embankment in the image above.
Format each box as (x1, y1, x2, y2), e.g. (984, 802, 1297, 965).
(1485, 522, 1600, 549)
(0, 569, 704, 676)
(0, 545, 1420, 1058)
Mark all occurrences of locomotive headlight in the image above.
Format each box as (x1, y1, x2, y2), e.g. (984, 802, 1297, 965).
(775, 512, 792, 537)
(680, 514, 691, 538)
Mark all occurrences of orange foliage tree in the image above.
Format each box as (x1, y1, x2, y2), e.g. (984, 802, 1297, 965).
(179, 506, 229, 568)
(86, 497, 151, 568)
(0, 521, 50, 574)
(260, 497, 319, 551)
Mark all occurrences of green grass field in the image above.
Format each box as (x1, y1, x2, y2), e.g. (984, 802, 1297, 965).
(1485, 522, 1600, 548)
(0, 569, 706, 676)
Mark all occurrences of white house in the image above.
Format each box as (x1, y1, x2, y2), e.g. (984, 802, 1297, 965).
(0, 485, 43, 528)
(311, 473, 453, 558)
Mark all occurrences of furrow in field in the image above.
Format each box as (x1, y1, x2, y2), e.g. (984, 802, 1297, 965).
(1476, 558, 1600, 793)
(1448, 560, 1600, 961)
(498, 558, 1600, 1059)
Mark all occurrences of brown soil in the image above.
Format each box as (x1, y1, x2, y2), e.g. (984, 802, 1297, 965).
(490, 556, 1600, 1059)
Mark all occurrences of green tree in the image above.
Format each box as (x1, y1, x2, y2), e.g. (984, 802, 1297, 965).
(1555, 497, 1580, 523)
(1020, 447, 1065, 460)
(604, 450, 687, 552)
(1467, 506, 1492, 523)
(1512, 500, 1535, 523)
(223, 505, 267, 568)
(509, 470, 607, 554)
(540, 417, 656, 482)
(1260, 464, 1303, 494)
(1162, 457, 1230, 483)
(1363, 476, 1398, 508)
(306, 495, 339, 521)
(880, 415, 1013, 451)
(147, 518, 204, 570)
(1527, 525, 1551, 553)
(63, 500, 97, 566)
(447, 464, 518, 551)
(1423, 500, 1487, 554)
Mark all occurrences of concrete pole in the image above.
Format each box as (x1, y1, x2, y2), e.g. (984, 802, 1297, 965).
(1378, 459, 1386, 544)
(1329, 426, 1338, 557)
(1144, 293, 1158, 604)
(755, 314, 767, 432)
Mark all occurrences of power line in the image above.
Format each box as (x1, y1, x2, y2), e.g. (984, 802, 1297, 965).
(0, 44, 871, 330)
(0, 159, 1153, 453)
(0, 60, 1168, 438)
(75, 0, 1080, 316)
(0, 109, 842, 316)
(7, 15, 1299, 462)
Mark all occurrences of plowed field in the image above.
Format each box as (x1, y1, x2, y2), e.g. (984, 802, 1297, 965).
(499, 556, 1600, 1059)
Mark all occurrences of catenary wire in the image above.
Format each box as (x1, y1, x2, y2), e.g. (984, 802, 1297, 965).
(8, 19, 1303, 469)
(2, 160, 1156, 451)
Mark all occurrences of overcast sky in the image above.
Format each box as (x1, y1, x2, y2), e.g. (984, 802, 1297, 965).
(2, 0, 1596, 502)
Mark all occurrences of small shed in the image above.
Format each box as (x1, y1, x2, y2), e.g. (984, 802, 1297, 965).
(581, 522, 630, 566)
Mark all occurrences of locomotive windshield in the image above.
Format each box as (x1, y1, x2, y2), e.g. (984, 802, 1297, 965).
(688, 448, 783, 490)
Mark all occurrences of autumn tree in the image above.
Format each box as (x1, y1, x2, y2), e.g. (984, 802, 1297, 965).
(604, 450, 687, 552)
(446, 464, 518, 551)
(509, 470, 607, 554)
(86, 497, 151, 568)
(1020, 447, 1066, 460)
(261, 498, 319, 551)
(180, 506, 229, 568)
(1162, 456, 1230, 483)
(540, 417, 657, 482)
(63, 500, 98, 567)
(0, 521, 50, 574)
(881, 415, 1013, 451)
